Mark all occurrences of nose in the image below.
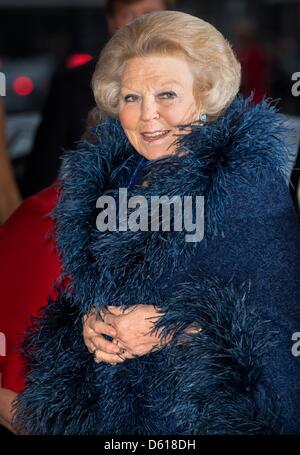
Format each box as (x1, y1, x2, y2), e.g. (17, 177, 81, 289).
(140, 98, 159, 122)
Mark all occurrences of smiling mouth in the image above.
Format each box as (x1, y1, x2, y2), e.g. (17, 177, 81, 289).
(141, 130, 170, 142)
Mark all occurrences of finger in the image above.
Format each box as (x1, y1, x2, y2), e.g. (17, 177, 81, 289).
(85, 341, 97, 354)
(102, 312, 117, 328)
(83, 323, 98, 350)
(94, 350, 125, 365)
(111, 338, 136, 360)
(112, 337, 128, 353)
(106, 306, 125, 315)
(107, 306, 140, 315)
(184, 326, 202, 335)
(89, 319, 117, 337)
(116, 349, 136, 361)
(83, 310, 117, 336)
(145, 314, 164, 322)
(91, 335, 122, 355)
(86, 338, 125, 364)
(112, 338, 127, 349)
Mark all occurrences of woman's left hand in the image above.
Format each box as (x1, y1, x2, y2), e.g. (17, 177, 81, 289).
(99, 305, 173, 359)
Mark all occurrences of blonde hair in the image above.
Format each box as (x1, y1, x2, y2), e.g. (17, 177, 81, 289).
(92, 11, 241, 121)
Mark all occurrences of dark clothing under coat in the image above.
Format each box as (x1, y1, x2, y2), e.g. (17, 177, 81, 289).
(21, 59, 96, 198)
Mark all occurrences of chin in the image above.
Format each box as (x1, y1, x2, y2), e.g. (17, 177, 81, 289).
(142, 148, 175, 161)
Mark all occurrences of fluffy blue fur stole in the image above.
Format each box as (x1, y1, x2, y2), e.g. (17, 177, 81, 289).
(53, 95, 290, 313)
(14, 96, 298, 435)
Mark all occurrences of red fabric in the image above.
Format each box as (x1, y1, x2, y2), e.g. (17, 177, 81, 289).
(236, 44, 271, 104)
(0, 184, 60, 393)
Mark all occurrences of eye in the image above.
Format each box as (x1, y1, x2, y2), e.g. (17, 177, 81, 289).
(123, 94, 140, 103)
(157, 91, 177, 100)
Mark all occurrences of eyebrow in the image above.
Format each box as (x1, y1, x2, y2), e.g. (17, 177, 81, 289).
(121, 80, 183, 92)
(159, 80, 183, 87)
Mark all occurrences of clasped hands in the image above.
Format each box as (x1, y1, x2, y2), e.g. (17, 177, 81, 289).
(83, 304, 172, 365)
(83, 304, 201, 365)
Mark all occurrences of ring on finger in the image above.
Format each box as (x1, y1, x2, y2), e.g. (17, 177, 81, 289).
(116, 340, 126, 356)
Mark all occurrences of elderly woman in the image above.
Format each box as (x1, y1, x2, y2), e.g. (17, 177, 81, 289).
(14, 11, 300, 434)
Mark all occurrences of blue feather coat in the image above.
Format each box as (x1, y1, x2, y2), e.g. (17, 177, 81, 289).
(14, 96, 300, 434)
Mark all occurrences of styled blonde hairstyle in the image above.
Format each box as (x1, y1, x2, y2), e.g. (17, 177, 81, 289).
(92, 11, 241, 121)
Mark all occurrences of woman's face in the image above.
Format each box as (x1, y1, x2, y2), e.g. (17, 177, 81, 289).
(119, 55, 200, 160)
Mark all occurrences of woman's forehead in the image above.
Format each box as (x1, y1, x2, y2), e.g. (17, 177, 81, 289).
(120, 56, 194, 88)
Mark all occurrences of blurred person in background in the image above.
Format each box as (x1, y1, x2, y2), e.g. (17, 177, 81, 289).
(0, 101, 22, 432)
(0, 100, 21, 224)
(233, 19, 271, 104)
(21, 0, 175, 198)
(0, 183, 59, 434)
(234, 22, 300, 217)
(0, 0, 175, 434)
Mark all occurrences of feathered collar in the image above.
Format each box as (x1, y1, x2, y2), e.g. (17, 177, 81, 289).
(53, 95, 290, 313)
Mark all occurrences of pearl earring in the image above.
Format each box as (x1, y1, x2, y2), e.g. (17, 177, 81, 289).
(199, 112, 207, 124)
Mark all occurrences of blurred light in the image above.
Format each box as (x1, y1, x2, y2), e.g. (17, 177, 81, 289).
(65, 53, 93, 69)
(12, 76, 34, 96)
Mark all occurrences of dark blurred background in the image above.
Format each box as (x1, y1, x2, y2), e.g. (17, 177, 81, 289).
(0, 0, 300, 199)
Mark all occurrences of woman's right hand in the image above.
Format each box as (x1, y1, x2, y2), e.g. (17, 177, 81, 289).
(82, 310, 125, 365)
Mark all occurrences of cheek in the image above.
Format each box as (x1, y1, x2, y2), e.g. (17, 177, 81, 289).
(119, 104, 139, 131)
(163, 107, 183, 125)
(119, 106, 141, 149)
(162, 99, 198, 126)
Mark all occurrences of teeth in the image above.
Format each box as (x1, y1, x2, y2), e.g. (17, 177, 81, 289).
(142, 131, 168, 138)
